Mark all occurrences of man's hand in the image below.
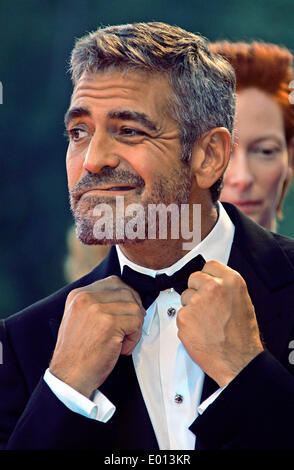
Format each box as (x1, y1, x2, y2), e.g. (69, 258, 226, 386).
(49, 276, 145, 398)
(178, 261, 264, 387)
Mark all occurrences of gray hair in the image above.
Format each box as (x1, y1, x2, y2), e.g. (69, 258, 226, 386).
(70, 22, 236, 202)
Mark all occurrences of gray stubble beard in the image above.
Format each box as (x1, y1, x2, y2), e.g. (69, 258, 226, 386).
(70, 165, 192, 246)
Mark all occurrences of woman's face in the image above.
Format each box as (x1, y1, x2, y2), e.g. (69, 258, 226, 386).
(220, 87, 292, 230)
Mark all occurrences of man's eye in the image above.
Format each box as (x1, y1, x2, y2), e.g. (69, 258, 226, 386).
(120, 127, 146, 137)
(68, 128, 88, 142)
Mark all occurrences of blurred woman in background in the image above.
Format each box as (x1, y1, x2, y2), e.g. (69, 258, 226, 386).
(210, 41, 294, 231)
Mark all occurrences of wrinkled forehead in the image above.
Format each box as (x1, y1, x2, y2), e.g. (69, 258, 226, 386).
(71, 67, 171, 98)
(69, 68, 176, 123)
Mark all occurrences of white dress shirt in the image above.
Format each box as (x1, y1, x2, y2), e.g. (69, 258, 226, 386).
(44, 202, 235, 449)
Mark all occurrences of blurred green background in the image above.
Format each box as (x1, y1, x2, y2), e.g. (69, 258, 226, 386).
(1, 0, 294, 318)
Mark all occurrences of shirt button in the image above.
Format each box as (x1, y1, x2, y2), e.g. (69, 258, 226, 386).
(167, 307, 176, 317)
(174, 394, 184, 404)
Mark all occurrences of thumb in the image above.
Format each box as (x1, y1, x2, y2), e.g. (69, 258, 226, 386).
(120, 329, 142, 355)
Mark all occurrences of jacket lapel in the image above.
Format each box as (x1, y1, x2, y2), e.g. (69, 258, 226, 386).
(224, 202, 294, 359)
(201, 203, 294, 406)
(223, 202, 294, 292)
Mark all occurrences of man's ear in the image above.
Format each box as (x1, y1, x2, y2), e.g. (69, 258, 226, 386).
(190, 127, 232, 190)
(276, 136, 294, 217)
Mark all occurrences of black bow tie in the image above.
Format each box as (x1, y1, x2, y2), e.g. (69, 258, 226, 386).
(121, 254, 206, 309)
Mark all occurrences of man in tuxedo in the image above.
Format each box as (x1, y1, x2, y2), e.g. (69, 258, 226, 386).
(1, 21, 294, 450)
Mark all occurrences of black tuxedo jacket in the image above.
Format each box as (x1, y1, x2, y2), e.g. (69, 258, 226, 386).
(1, 203, 294, 450)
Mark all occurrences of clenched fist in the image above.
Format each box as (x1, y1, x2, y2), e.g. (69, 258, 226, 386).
(177, 261, 264, 387)
(49, 276, 145, 398)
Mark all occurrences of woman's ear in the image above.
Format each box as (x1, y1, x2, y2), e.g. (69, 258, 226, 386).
(276, 136, 294, 218)
(190, 127, 232, 190)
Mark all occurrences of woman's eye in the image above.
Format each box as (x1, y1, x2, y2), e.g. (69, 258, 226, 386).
(252, 147, 280, 158)
(259, 148, 276, 155)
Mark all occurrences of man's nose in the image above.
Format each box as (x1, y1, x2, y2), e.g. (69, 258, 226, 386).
(225, 147, 254, 191)
(83, 131, 120, 174)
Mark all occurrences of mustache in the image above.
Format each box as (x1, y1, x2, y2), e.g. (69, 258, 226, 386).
(70, 169, 145, 200)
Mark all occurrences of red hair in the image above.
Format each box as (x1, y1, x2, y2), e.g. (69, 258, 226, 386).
(210, 41, 294, 143)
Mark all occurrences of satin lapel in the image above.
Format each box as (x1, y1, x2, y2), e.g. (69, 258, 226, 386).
(89, 245, 121, 281)
(223, 202, 294, 292)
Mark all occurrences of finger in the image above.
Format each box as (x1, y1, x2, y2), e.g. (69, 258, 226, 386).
(121, 329, 142, 355)
(202, 261, 247, 294)
(94, 288, 144, 310)
(90, 275, 145, 310)
(101, 301, 146, 322)
(104, 278, 145, 313)
(108, 304, 144, 355)
(69, 275, 131, 296)
(201, 260, 237, 279)
(66, 278, 145, 314)
(123, 286, 145, 312)
(65, 288, 134, 312)
(181, 288, 198, 306)
(187, 270, 219, 290)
